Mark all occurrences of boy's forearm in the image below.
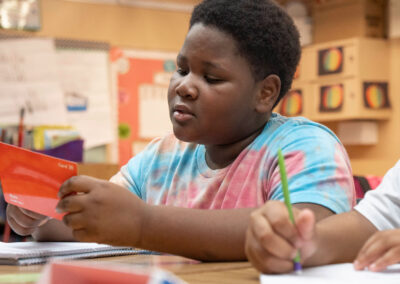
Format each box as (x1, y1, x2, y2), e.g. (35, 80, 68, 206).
(137, 205, 255, 261)
(305, 210, 377, 266)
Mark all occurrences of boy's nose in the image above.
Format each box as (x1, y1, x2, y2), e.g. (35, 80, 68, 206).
(175, 74, 198, 99)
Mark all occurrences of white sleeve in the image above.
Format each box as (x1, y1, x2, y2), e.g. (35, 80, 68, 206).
(109, 167, 134, 190)
(355, 160, 400, 231)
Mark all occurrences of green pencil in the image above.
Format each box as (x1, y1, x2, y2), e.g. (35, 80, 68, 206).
(277, 148, 302, 273)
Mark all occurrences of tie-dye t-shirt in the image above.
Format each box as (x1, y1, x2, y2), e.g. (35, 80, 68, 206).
(111, 113, 356, 212)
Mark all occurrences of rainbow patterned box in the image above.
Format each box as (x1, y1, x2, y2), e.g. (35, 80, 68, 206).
(281, 37, 391, 122)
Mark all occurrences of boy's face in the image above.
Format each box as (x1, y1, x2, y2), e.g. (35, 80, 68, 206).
(168, 23, 266, 145)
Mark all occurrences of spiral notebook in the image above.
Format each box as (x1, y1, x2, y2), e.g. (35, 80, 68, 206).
(0, 241, 146, 266)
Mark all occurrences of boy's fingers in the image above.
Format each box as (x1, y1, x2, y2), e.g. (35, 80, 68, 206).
(63, 212, 86, 230)
(19, 208, 48, 221)
(368, 246, 400, 272)
(245, 228, 268, 272)
(262, 256, 294, 274)
(250, 208, 297, 259)
(7, 206, 46, 229)
(58, 175, 94, 198)
(246, 229, 293, 274)
(7, 216, 32, 236)
(355, 233, 389, 269)
(263, 202, 298, 245)
(56, 195, 85, 213)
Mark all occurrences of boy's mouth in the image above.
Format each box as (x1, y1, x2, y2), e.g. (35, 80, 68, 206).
(172, 104, 195, 122)
(173, 104, 194, 115)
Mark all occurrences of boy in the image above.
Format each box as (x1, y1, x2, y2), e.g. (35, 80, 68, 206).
(245, 160, 400, 273)
(6, 0, 355, 261)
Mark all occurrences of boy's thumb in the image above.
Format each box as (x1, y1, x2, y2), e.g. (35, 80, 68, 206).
(296, 209, 315, 241)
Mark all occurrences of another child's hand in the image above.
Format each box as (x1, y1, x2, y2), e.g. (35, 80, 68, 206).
(6, 204, 49, 236)
(56, 175, 147, 247)
(245, 201, 316, 274)
(354, 229, 400, 272)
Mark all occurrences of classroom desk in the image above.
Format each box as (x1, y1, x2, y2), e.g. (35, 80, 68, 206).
(0, 255, 261, 284)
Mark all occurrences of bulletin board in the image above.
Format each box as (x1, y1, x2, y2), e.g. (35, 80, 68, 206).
(111, 48, 176, 166)
(0, 36, 115, 150)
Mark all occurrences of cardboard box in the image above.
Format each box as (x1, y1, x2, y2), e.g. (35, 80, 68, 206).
(308, 78, 391, 121)
(313, 0, 386, 43)
(303, 37, 389, 82)
(388, 0, 400, 38)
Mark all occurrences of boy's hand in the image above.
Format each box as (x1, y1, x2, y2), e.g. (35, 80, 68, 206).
(245, 201, 316, 274)
(56, 175, 148, 247)
(6, 204, 49, 236)
(354, 229, 400, 272)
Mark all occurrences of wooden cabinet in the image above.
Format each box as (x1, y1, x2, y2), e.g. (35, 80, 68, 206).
(277, 37, 391, 121)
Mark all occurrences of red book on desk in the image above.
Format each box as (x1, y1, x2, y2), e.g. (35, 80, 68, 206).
(0, 142, 77, 220)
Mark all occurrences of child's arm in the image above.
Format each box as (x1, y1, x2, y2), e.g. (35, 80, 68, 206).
(353, 229, 400, 272)
(245, 201, 377, 273)
(55, 175, 252, 260)
(306, 210, 377, 265)
(55, 175, 335, 261)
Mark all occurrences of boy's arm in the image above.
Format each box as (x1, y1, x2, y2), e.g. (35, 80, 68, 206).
(306, 210, 377, 266)
(55, 176, 337, 261)
(139, 202, 333, 261)
(139, 205, 254, 260)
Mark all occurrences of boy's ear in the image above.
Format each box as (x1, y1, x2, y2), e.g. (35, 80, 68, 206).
(255, 74, 281, 113)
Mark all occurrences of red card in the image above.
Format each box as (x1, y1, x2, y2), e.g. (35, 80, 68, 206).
(0, 142, 77, 220)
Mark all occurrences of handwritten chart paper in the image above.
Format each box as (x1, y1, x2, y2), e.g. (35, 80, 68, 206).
(0, 38, 67, 125)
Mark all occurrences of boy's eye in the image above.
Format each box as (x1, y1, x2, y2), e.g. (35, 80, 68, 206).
(177, 68, 188, 76)
(204, 76, 223, 84)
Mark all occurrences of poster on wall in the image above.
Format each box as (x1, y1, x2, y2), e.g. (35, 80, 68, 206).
(319, 84, 344, 112)
(318, 46, 343, 76)
(111, 48, 176, 166)
(363, 82, 390, 109)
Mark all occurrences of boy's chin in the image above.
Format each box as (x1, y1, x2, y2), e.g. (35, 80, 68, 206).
(173, 128, 200, 144)
(173, 131, 195, 143)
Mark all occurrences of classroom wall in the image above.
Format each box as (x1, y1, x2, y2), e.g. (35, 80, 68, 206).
(2, 0, 398, 176)
(10, 0, 191, 51)
(36, 0, 400, 176)
(346, 38, 400, 176)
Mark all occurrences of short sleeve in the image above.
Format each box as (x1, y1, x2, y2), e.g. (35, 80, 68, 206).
(269, 123, 355, 213)
(109, 137, 162, 199)
(355, 161, 400, 230)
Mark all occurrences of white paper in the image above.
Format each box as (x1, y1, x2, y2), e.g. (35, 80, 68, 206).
(0, 38, 67, 125)
(0, 82, 68, 125)
(260, 263, 400, 284)
(138, 83, 172, 139)
(57, 49, 115, 148)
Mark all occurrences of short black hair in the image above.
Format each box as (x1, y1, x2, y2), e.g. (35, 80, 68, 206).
(190, 0, 301, 107)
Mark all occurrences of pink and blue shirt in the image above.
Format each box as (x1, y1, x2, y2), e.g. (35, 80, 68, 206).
(111, 113, 356, 212)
